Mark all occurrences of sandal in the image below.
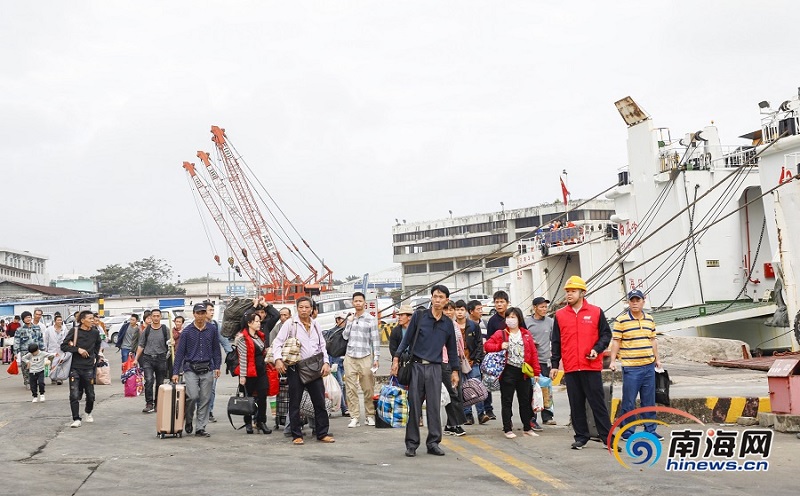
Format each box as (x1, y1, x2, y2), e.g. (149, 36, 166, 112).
(318, 435, 335, 443)
(292, 438, 304, 445)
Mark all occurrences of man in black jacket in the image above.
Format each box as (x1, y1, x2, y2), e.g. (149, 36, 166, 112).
(389, 305, 414, 358)
(62, 310, 102, 428)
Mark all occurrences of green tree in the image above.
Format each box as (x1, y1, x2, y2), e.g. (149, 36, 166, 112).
(95, 257, 186, 296)
(183, 276, 221, 284)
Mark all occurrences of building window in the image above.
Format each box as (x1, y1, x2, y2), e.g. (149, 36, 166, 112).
(429, 261, 454, 272)
(486, 256, 510, 268)
(515, 216, 540, 229)
(404, 264, 427, 275)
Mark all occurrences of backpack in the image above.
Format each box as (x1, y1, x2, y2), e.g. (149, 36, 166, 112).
(221, 298, 253, 338)
(141, 325, 170, 356)
(226, 349, 239, 376)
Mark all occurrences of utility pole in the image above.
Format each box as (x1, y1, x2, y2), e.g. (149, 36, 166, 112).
(206, 272, 210, 299)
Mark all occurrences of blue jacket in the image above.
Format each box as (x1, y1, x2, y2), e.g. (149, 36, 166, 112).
(115, 322, 129, 349)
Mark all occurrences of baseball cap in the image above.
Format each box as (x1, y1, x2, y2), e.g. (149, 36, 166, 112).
(627, 289, 645, 300)
(334, 311, 348, 321)
(532, 296, 550, 306)
(192, 302, 207, 313)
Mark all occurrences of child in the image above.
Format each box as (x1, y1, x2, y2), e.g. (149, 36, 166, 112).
(21, 343, 54, 403)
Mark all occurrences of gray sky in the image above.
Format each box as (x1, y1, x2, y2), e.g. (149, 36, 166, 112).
(3, 1, 800, 284)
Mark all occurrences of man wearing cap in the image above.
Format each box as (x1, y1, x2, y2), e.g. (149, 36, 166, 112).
(525, 296, 555, 429)
(389, 305, 414, 358)
(171, 303, 221, 438)
(609, 289, 663, 441)
(549, 276, 613, 450)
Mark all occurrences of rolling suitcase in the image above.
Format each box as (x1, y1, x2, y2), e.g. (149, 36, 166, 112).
(2, 346, 12, 365)
(275, 375, 289, 428)
(586, 381, 613, 440)
(156, 382, 186, 438)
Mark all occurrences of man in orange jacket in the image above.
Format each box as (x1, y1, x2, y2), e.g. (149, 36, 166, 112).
(549, 276, 614, 450)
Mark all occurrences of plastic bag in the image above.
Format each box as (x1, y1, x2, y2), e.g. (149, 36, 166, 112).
(376, 377, 408, 428)
(323, 373, 342, 412)
(532, 382, 544, 412)
(7, 360, 18, 375)
(95, 362, 111, 385)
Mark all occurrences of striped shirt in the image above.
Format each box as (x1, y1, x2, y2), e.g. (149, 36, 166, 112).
(343, 312, 380, 360)
(612, 310, 656, 367)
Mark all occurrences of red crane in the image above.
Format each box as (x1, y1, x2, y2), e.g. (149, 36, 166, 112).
(183, 126, 333, 302)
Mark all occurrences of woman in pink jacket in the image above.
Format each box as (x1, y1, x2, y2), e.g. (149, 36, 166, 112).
(484, 307, 541, 438)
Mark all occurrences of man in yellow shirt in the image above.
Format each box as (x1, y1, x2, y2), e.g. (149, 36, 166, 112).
(609, 289, 663, 441)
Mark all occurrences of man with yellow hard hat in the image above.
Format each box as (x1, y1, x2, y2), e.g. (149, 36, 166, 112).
(549, 276, 614, 450)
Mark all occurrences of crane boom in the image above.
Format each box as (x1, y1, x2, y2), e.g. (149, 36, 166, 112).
(181, 161, 263, 284)
(183, 126, 334, 302)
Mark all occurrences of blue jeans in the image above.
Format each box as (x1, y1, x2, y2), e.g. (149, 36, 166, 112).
(120, 348, 131, 363)
(619, 362, 657, 438)
(463, 364, 486, 418)
(329, 355, 346, 413)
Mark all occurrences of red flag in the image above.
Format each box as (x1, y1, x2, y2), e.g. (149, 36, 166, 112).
(560, 177, 570, 205)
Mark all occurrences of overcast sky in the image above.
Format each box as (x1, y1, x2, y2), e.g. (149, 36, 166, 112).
(3, 1, 800, 285)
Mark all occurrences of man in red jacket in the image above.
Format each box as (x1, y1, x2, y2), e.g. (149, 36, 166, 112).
(549, 276, 613, 450)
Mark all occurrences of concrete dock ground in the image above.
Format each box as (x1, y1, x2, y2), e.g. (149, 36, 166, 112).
(1, 346, 798, 495)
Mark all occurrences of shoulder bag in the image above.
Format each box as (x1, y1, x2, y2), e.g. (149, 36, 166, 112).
(50, 327, 79, 382)
(297, 323, 324, 384)
(397, 311, 422, 386)
(281, 322, 302, 365)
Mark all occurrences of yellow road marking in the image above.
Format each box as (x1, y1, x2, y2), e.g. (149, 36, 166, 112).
(705, 397, 718, 410)
(442, 439, 545, 496)
(758, 397, 771, 413)
(726, 397, 747, 423)
(464, 437, 568, 490)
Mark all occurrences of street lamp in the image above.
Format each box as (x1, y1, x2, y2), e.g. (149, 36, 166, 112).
(500, 201, 505, 213)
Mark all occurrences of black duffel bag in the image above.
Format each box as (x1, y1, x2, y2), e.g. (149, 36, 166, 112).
(325, 327, 348, 358)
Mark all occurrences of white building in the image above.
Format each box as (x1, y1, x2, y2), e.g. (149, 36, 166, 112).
(0, 247, 48, 286)
(392, 201, 616, 300)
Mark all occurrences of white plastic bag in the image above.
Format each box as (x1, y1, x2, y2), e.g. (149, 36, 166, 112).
(323, 373, 342, 412)
(532, 382, 544, 412)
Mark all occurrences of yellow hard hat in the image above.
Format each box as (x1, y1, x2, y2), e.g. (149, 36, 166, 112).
(564, 275, 587, 291)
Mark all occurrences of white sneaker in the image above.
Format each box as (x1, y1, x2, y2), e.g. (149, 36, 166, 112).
(39, 394, 45, 402)
(85, 414, 94, 423)
(32, 397, 38, 403)
(365, 416, 375, 426)
(348, 418, 360, 428)
(70, 420, 82, 428)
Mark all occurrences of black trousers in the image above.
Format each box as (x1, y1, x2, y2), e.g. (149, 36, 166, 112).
(69, 368, 95, 421)
(243, 375, 268, 424)
(141, 354, 168, 405)
(564, 370, 611, 443)
(533, 362, 554, 423)
(29, 371, 45, 396)
(499, 365, 533, 433)
(405, 362, 443, 451)
(442, 364, 466, 426)
(286, 365, 329, 440)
